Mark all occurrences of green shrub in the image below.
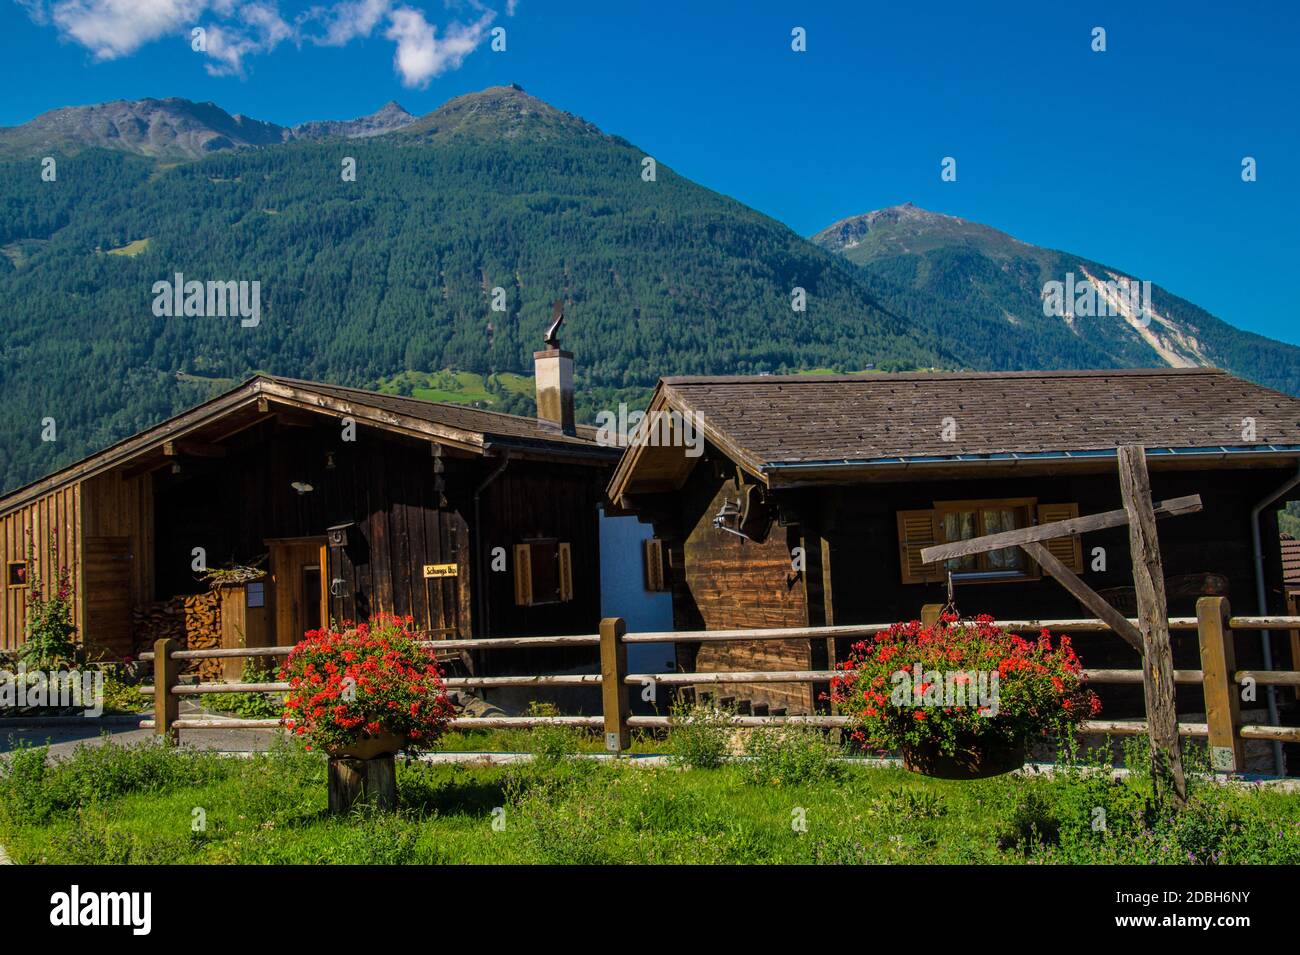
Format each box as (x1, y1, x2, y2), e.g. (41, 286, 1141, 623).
(997, 787, 1061, 855)
(664, 698, 733, 769)
(521, 701, 582, 763)
(0, 738, 234, 826)
(201, 658, 285, 720)
(742, 726, 843, 786)
(869, 784, 948, 822)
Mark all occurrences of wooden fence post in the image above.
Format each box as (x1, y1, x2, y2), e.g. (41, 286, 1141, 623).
(600, 617, 630, 753)
(1196, 596, 1244, 773)
(153, 637, 180, 745)
(1118, 445, 1187, 809)
(920, 604, 943, 628)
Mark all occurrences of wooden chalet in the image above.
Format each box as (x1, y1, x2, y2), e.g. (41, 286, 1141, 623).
(608, 368, 1300, 715)
(0, 340, 619, 673)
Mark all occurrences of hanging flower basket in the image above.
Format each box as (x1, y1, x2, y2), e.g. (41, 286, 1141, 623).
(900, 733, 1026, 780)
(831, 613, 1100, 779)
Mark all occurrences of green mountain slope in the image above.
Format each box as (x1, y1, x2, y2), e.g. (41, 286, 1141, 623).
(813, 203, 1300, 395)
(0, 87, 947, 494)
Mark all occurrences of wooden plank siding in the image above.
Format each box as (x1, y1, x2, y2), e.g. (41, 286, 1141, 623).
(671, 471, 814, 713)
(0, 483, 81, 652)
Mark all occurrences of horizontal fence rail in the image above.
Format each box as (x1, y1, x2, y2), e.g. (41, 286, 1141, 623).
(144, 599, 1300, 773)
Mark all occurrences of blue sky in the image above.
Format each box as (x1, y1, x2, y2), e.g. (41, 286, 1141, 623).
(2, 0, 1297, 345)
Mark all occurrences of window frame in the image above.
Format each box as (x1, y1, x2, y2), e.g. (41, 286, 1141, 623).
(932, 497, 1039, 582)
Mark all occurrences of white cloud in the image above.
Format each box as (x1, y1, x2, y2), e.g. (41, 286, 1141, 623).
(315, 0, 390, 45)
(384, 5, 493, 88)
(24, 0, 498, 84)
(49, 0, 207, 60)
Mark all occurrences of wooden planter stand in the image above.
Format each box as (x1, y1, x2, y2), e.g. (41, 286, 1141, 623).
(328, 755, 397, 813)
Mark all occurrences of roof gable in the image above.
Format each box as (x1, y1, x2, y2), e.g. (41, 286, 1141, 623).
(1, 374, 615, 517)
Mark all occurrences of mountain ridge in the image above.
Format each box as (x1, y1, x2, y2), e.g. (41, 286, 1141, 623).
(812, 202, 1300, 387)
(0, 96, 420, 160)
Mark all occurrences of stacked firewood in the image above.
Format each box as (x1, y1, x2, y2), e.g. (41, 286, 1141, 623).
(132, 592, 223, 682)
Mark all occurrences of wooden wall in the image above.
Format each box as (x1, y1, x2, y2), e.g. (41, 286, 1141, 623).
(813, 466, 1298, 716)
(633, 457, 1298, 718)
(0, 484, 81, 653)
(148, 417, 609, 665)
(655, 462, 814, 713)
(476, 464, 606, 673)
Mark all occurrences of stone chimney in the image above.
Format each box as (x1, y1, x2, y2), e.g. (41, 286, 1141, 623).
(535, 300, 575, 434)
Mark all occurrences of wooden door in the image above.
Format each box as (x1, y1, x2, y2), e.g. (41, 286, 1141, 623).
(266, 537, 329, 646)
(83, 536, 133, 658)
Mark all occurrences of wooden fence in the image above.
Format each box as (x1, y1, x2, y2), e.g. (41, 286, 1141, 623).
(140, 596, 1300, 774)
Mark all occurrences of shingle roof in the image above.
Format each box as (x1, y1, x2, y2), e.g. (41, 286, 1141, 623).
(1283, 537, 1300, 589)
(658, 368, 1300, 469)
(259, 375, 605, 450)
(0, 373, 614, 517)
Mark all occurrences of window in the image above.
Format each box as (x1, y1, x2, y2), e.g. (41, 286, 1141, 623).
(513, 538, 574, 606)
(896, 499, 1083, 585)
(6, 561, 26, 589)
(936, 499, 1034, 576)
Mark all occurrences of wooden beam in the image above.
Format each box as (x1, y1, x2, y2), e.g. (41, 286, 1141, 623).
(162, 440, 226, 458)
(920, 494, 1201, 564)
(1118, 444, 1187, 809)
(1020, 541, 1144, 651)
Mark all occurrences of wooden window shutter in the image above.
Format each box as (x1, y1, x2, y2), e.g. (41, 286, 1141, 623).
(513, 543, 532, 606)
(643, 538, 667, 592)
(1036, 503, 1083, 573)
(897, 509, 944, 584)
(558, 542, 573, 602)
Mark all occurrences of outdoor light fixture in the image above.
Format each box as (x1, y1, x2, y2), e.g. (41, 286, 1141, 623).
(329, 577, 346, 597)
(290, 481, 314, 495)
(712, 497, 748, 539)
(170, 462, 182, 475)
(325, 452, 336, 470)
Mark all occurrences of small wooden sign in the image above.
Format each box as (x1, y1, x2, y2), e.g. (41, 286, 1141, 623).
(423, 563, 458, 579)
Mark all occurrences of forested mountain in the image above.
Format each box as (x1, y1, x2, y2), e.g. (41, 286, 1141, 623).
(0, 86, 947, 493)
(813, 203, 1300, 395)
(1, 86, 1296, 495)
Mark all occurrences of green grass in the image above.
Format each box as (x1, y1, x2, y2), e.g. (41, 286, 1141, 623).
(104, 237, 152, 257)
(2, 734, 1298, 864)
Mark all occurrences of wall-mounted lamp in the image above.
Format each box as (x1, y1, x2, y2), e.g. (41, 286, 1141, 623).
(325, 452, 336, 471)
(290, 481, 314, 495)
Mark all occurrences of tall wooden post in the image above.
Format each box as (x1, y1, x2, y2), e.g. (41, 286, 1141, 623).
(1196, 596, 1244, 773)
(153, 637, 180, 745)
(1117, 445, 1187, 808)
(600, 617, 630, 753)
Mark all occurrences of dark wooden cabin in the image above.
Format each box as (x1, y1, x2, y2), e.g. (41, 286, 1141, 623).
(0, 348, 619, 675)
(608, 368, 1300, 717)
